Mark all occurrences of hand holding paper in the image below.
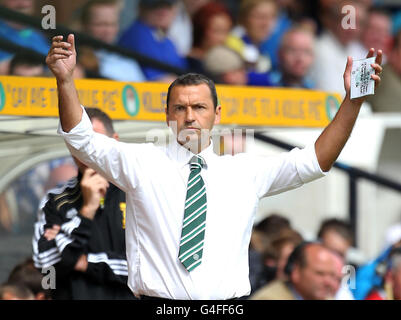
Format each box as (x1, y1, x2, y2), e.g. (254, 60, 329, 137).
(343, 48, 383, 103)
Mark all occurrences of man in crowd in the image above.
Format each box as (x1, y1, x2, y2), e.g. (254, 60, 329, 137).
(80, 0, 145, 82)
(317, 218, 353, 259)
(46, 32, 381, 299)
(367, 30, 401, 112)
(33, 108, 134, 299)
(8, 52, 45, 77)
(271, 27, 315, 88)
(0, 0, 50, 73)
(118, 0, 187, 82)
(251, 242, 344, 300)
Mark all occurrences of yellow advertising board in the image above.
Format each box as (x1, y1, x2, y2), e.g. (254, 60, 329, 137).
(0, 76, 342, 128)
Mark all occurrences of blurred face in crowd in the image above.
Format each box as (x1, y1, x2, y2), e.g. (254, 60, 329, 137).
(320, 229, 351, 258)
(11, 64, 44, 77)
(329, 251, 345, 294)
(166, 84, 221, 152)
(279, 30, 314, 81)
(141, 4, 177, 32)
(362, 12, 392, 54)
(244, 1, 277, 45)
(85, 4, 120, 44)
(2, 0, 34, 15)
(222, 68, 247, 86)
(332, 1, 367, 46)
(291, 244, 339, 300)
(203, 14, 232, 51)
(276, 242, 297, 280)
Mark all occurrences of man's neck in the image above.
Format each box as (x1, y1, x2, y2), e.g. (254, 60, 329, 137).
(177, 138, 211, 155)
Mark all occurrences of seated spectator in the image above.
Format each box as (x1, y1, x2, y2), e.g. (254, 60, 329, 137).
(8, 52, 45, 77)
(118, 0, 187, 82)
(248, 214, 291, 294)
(187, 2, 233, 75)
(250, 242, 342, 300)
(168, 0, 211, 56)
(7, 258, 51, 300)
(270, 27, 315, 88)
(331, 249, 355, 300)
(317, 218, 354, 259)
(351, 8, 392, 63)
(80, 0, 145, 82)
(251, 214, 291, 254)
(262, 228, 303, 282)
(367, 30, 401, 113)
(365, 247, 401, 300)
(0, 0, 50, 68)
(309, 0, 369, 95)
(229, 0, 278, 86)
(0, 283, 34, 300)
(203, 45, 247, 85)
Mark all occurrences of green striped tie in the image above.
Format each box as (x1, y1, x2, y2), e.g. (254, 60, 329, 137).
(178, 155, 207, 272)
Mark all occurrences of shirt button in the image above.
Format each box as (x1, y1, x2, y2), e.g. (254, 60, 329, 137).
(193, 254, 199, 260)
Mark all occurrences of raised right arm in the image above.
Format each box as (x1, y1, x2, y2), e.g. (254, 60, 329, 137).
(46, 34, 82, 132)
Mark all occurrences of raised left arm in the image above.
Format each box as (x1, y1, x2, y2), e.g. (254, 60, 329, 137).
(315, 49, 383, 172)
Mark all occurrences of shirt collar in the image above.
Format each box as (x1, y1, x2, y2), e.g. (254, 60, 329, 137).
(167, 137, 215, 169)
(287, 283, 304, 300)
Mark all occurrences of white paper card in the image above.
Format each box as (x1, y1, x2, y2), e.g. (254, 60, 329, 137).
(350, 57, 376, 99)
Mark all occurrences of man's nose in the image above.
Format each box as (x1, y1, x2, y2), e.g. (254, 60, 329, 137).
(185, 107, 194, 122)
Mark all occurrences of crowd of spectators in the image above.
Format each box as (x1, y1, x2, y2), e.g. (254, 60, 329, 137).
(0, 0, 401, 300)
(3, 210, 401, 300)
(0, 0, 399, 113)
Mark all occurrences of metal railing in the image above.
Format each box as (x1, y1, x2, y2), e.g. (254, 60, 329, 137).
(0, 5, 192, 76)
(254, 132, 401, 245)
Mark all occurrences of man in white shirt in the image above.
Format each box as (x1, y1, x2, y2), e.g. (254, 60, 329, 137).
(45, 33, 382, 300)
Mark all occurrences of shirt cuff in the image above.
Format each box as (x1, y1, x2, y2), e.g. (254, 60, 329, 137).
(57, 106, 93, 150)
(296, 143, 327, 184)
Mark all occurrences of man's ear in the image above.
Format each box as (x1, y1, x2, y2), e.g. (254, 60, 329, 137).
(291, 265, 300, 284)
(214, 105, 222, 125)
(165, 107, 170, 126)
(112, 132, 119, 141)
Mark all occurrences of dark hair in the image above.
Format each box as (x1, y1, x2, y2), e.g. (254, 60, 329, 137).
(9, 52, 45, 75)
(254, 214, 291, 235)
(85, 107, 115, 136)
(317, 218, 354, 246)
(7, 258, 51, 299)
(192, 2, 232, 49)
(81, 0, 120, 26)
(166, 73, 218, 110)
(284, 241, 319, 276)
(263, 228, 303, 261)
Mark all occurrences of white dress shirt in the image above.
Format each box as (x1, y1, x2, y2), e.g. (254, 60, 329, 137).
(58, 108, 326, 299)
